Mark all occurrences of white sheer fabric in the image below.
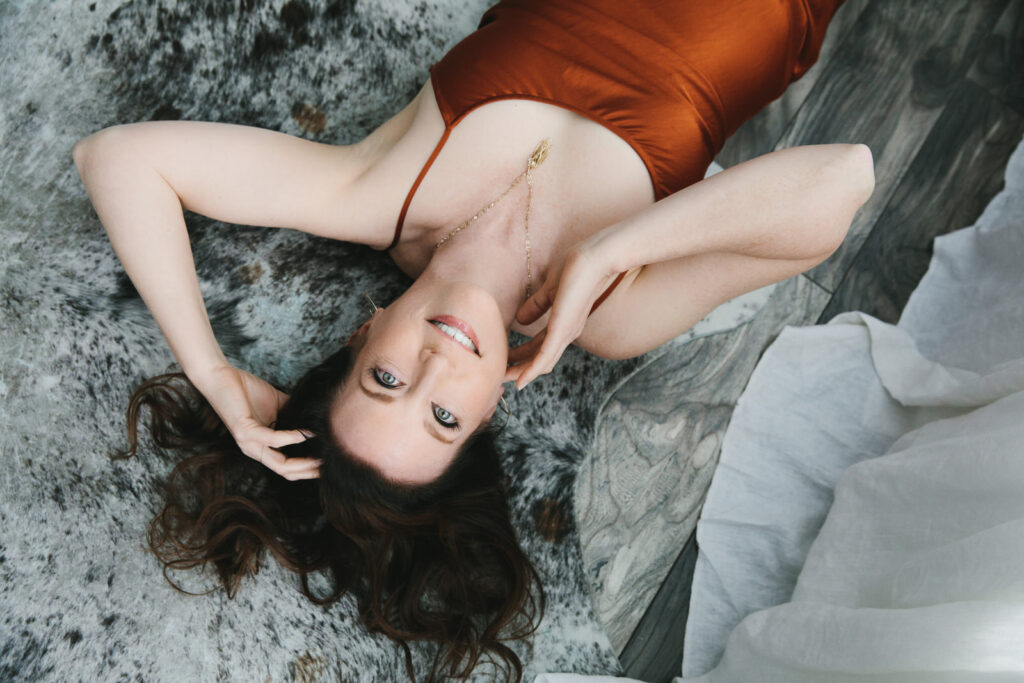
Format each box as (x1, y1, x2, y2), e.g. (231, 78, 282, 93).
(681, 382, 1024, 682)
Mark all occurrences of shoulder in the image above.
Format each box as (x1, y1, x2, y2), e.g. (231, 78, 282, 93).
(351, 80, 433, 171)
(338, 79, 447, 248)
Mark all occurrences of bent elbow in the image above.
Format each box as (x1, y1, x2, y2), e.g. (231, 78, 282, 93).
(72, 133, 106, 173)
(846, 143, 875, 206)
(72, 137, 91, 169)
(73, 126, 131, 172)
(815, 144, 875, 258)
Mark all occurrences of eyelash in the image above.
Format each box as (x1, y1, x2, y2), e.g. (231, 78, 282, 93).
(369, 367, 462, 431)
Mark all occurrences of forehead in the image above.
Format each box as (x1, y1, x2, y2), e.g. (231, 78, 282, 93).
(329, 379, 458, 484)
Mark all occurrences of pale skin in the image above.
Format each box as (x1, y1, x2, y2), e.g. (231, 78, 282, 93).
(72, 78, 875, 485)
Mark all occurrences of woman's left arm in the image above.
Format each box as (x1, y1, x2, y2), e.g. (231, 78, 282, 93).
(589, 143, 875, 275)
(507, 144, 875, 388)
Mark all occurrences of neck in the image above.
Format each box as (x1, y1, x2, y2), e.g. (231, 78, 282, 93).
(419, 203, 539, 331)
(415, 137, 557, 330)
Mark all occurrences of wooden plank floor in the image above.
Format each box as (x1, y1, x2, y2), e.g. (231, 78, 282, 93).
(581, 1, 1024, 680)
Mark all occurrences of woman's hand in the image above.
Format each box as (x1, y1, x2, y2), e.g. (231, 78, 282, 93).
(194, 364, 323, 481)
(506, 242, 619, 389)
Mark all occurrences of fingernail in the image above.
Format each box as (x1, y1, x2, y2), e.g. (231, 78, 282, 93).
(300, 429, 315, 439)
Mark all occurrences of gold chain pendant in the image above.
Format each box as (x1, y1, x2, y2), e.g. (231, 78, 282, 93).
(433, 138, 553, 301)
(529, 138, 551, 168)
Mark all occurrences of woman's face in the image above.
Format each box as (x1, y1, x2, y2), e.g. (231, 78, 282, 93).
(329, 279, 508, 484)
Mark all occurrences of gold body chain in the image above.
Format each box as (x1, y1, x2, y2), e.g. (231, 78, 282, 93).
(433, 138, 552, 300)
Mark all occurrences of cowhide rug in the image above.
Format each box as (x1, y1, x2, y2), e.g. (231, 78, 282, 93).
(0, 0, 660, 679)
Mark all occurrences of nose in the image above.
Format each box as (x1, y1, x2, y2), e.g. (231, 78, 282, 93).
(411, 346, 452, 399)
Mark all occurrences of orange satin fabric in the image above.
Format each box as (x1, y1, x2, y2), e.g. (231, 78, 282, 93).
(387, 0, 845, 314)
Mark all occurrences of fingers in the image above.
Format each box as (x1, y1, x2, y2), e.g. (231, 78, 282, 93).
(515, 344, 558, 390)
(508, 246, 613, 391)
(516, 281, 555, 326)
(503, 364, 525, 385)
(247, 425, 323, 481)
(507, 330, 547, 365)
(506, 329, 548, 385)
(515, 324, 573, 390)
(501, 366, 520, 387)
(505, 323, 571, 390)
(258, 443, 324, 480)
(263, 426, 312, 449)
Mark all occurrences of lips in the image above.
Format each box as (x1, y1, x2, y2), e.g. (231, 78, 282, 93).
(429, 315, 481, 356)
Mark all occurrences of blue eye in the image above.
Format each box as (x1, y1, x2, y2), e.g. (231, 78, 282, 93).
(370, 367, 460, 431)
(433, 405, 460, 430)
(372, 368, 400, 387)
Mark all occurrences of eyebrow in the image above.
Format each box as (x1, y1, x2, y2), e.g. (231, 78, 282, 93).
(358, 382, 457, 445)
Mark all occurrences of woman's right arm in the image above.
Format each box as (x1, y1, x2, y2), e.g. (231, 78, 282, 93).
(71, 122, 365, 478)
(71, 120, 374, 382)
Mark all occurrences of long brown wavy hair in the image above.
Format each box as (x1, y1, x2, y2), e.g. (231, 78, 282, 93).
(110, 343, 546, 682)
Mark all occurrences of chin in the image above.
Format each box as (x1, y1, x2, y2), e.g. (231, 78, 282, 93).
(436, 285, 506, 339)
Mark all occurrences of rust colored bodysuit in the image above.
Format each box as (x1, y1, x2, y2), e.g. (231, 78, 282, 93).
(385, 0, 845, 314)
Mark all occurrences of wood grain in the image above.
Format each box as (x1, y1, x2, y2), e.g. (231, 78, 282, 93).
(967, 0, 1024, 115)
(818, 79, 1024, 324)
(618, 530, 698, 683)
(789, 0, 1008, 292)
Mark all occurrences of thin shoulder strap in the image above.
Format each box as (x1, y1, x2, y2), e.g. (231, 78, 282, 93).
(589, 271, 627, 316)
(386, 126, 453, 251)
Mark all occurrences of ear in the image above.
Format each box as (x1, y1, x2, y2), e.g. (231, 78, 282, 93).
(483, 383, 506, 421)
(346, 308, 383, 347)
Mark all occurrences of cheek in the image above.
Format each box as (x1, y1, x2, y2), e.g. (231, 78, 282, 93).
(367, 321, 421, 357)
(473, 369, 506, 406)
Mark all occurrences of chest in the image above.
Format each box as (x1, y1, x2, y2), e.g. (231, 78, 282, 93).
(386, 89, 657, 269)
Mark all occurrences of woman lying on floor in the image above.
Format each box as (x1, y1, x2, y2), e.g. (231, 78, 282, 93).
(72, 0, 870, 680)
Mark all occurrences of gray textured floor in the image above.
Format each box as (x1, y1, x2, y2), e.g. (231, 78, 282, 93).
(571, 1, 1024, 680)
